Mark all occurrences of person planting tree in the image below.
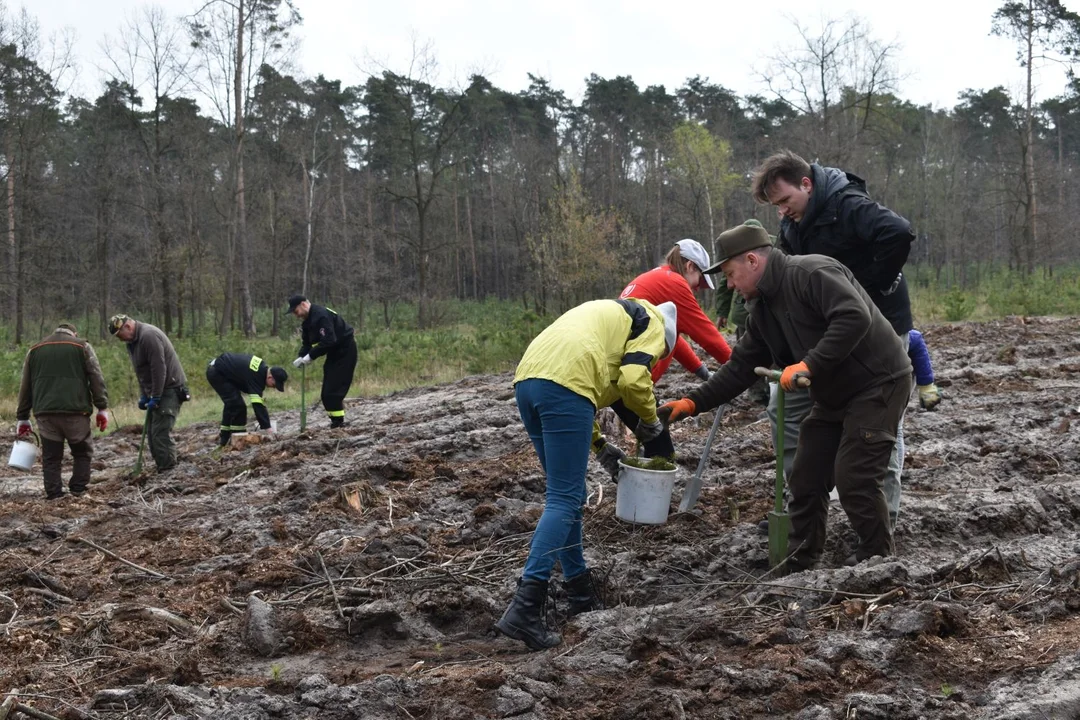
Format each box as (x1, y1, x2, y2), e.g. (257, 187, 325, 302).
(109, 314, 188, 473)
(614, 238, 732, 459)
(659, 224, 910, 574)
(287, 295, 357, 429)
(496, 298, 677, 650)
(15, 323, 110, 500)
(206, 352, 288, 446)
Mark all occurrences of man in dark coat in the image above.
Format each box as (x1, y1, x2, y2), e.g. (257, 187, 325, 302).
(750, 150, 916, 528)
(660, 224, 912, 572)
(16, 323, 110, 499)
(206, 352, 288, 446)
(287, 295, 357, 428)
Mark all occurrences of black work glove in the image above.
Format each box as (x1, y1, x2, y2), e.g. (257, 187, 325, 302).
(634, 418, 664, 443)
(595, 442, 626, 480)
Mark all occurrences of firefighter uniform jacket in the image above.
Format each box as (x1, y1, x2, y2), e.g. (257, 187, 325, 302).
(210, 352, 273, 428)
(299, 305, 355, 360)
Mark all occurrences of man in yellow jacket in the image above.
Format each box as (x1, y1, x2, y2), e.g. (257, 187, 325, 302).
(495, 298, 677, 651)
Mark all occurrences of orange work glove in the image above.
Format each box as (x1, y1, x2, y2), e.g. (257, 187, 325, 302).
(657, 398, 696, 426)
(780, 361, 811, 392)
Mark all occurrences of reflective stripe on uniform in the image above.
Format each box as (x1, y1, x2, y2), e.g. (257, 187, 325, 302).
(249, 394, 264, 405)
(327, 409, 345, 417)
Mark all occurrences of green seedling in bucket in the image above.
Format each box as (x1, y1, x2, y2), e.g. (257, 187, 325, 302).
(754, 366, 810, 571)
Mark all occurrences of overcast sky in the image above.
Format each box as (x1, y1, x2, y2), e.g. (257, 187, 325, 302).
(33, 0, 1079, 111)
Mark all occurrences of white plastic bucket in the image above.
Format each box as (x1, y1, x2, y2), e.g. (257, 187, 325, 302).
(8, 439, 39, 471)
(615, 460, 677, 525)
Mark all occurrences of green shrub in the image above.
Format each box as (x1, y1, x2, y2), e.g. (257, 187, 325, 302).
(942, 287, 976, 321)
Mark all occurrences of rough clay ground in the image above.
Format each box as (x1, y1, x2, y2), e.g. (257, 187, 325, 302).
(3, 317, 1080, 720)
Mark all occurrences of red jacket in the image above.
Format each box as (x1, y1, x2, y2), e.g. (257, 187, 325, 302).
(620, 265, 732, 381)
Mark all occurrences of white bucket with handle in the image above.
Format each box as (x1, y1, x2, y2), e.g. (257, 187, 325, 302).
(615, 460, 677, 525)
(8, 436, 39, 471)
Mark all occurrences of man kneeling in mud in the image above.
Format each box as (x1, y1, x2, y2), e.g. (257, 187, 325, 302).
(659, 224, 911, 573)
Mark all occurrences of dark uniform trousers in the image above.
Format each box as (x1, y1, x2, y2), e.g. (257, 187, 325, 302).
(786, 373, 913, 571)
(206, 363, 248, 445)
(322, 337, 358, 427)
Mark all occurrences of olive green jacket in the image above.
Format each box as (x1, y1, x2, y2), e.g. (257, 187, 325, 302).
(16, 328, 108, 419)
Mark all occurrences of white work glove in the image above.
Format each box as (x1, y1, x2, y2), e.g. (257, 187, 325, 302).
(16, 420, 32, 437)
(292, 354, 312, 368)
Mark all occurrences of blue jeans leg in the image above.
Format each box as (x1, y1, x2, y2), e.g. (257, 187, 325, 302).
(515, 379, 594, 582)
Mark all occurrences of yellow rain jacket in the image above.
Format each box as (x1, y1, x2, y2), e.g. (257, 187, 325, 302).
(514, 299, 666, 440)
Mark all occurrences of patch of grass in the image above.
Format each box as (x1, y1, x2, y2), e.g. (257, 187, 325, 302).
(940, 683, 955, 697)
(909, 264, 1080, 324)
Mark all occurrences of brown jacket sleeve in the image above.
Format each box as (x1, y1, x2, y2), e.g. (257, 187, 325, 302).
(688, 318, 772, 413)
(15, 352, 32, 420)
(84, 342, 109, 410)
(801, 265, 873, 376)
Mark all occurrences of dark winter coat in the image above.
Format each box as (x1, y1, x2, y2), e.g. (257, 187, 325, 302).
(126, 321, 187, 398)
(778, 164, 915, 334)
(299, 305, 355, 360)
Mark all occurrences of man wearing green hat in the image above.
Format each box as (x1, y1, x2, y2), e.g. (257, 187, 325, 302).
(659, 223, 912, 572)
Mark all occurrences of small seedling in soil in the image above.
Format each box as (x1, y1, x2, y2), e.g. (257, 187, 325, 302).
(269, 663, 283, 682)
(940, 683, 955, 697)
(621, 457, 676, 471)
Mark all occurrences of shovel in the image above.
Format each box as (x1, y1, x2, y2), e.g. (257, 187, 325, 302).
(132, 409, 151, 475)
(300, 364, 307, 432)
(753, 367, 811, 570)
(677, 404, 728, 513)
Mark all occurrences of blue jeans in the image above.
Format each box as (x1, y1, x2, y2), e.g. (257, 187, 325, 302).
(515, 378, 594, 582)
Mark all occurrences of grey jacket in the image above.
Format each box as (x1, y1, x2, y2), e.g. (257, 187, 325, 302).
(689, 249, 911, 412)
(126, 322, 187, 398)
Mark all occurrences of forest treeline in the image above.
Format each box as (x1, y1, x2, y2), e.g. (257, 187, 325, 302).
(2, 0, 1080, 342)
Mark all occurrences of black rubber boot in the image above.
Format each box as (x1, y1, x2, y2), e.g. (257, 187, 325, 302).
(564, 570, 604, 617)
(219, 430, 231, 447)
(495, 578, 561, 650)
(330, 416, 346, 429)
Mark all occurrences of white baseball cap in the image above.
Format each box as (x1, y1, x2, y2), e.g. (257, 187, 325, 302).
(675, 239, 715, 290)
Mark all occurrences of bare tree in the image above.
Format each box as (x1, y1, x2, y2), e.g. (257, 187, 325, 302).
(187, 0, 300, 336)
(759, 14, 902, 159)
(103, 5, 193, 334)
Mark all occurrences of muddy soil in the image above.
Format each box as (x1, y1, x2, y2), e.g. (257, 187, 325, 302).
(2, 316, 1080, 719)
